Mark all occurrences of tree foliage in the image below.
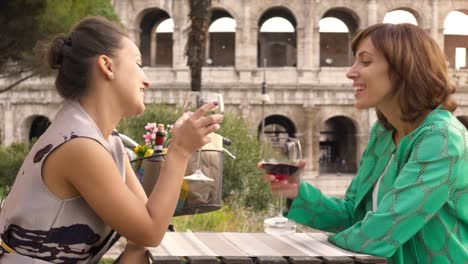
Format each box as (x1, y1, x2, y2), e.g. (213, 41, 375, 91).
(0, 0, 119, 93)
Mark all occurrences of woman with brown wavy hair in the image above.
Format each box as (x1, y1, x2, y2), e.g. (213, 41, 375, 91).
(263, 23, 468, 263)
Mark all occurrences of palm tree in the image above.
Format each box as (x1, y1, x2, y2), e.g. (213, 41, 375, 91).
(185, 0, 212, 91)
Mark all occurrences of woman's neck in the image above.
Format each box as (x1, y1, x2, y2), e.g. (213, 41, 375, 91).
(78, 91, 122, 139)
(380, 106, 428, 147)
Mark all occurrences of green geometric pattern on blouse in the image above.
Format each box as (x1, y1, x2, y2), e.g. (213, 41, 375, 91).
(287, 108, 468, 264)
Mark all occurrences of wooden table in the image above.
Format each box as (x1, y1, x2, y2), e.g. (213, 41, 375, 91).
(147, 232, 387, 263)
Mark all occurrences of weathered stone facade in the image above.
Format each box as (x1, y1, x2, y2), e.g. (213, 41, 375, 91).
(1, 0, 468, 195)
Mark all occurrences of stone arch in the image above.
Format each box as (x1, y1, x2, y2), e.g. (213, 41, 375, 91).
(258, 114, 297, 139)
(137, 8, 172, 66)
(439, 5, 468, 30)
(254, 4, 302, 29)
(210, 4, 240, 23)
(207, 8, 236, 67)
(257, 6, 298, 67)
(319, 7, 360, 67)
(22, 115, 51, 142)
(378, 5, 426, 28)
(29, 116, 51, 141)
(442, 9, 468, 69)
(318, 115, 358, 175)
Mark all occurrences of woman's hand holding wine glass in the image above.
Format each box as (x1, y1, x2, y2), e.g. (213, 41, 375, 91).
(170, 101, 223, 159)
(181, 92, 224, 181)
(259, 136, 303, 235)
(260, 159, 305, 199)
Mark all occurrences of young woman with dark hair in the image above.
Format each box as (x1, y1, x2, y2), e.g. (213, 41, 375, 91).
(0, 16, 223, 263)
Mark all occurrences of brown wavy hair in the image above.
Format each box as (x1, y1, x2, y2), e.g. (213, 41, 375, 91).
(351, 23, 457, 130)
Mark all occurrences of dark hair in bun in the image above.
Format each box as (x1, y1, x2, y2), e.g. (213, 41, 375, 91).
(46, 16, 128, 100)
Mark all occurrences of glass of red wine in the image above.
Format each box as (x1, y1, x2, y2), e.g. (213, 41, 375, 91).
(261, 136, 302, 235)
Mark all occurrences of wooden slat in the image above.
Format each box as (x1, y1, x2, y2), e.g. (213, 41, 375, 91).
(150, 256, 184, 264)
(222, 233, 282, 256)
(287, 256, 322, 263)
(255, 256, 288, 264)
(186, 256, 221, 264)
(195, 233, 248, 257)
(219, 256, 255, 264)
(353, 256, 387, 264)
(274, 234, 323, 256)
(253, 233, 312, 257)
(320, 256, 354, 264)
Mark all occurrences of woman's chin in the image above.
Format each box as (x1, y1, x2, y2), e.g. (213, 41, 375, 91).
(354, 101, 372, 110)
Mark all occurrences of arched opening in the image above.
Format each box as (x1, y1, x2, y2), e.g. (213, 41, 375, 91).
(258, 7, 297, 67)
(383, 9, 418, 25)
(258, 115, 296, 139)
(29, 116, 51, 142)
(320, 8, 359, 67)
(207, 9, 235, 67)
(153, 18, 174, 66)
(319, 116, 357, 175)
(139, 9, 172, 66)
(444, 10, 468, 69)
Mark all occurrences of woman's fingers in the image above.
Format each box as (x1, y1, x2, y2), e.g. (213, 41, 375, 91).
(193, 102, 219, 119)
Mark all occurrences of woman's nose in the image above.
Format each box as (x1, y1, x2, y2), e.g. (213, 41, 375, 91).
(143, 76, 152, 89)
(346, 65, 358, 80)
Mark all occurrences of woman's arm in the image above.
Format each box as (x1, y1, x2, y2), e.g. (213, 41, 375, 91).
(44, 103, 222, 247)
(328, 128, 463, 258)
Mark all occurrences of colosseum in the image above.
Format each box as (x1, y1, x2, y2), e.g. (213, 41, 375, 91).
(1, 0, 468, 195)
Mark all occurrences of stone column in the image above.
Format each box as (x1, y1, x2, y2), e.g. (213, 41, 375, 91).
(367, 0, 378, 26)
(295, 26, 305, 69)
(432, 0, 444, 50)
(236, 0, 256, 82)
(303, 105, 319, 181)
(172, 0, 189, 81)
(3, 101, 14, 146)
(311, 26, 320, 69)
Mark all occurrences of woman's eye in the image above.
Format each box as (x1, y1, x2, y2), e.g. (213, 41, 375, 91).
(361, 60, 371, 65)
(137, 63, 143, 68)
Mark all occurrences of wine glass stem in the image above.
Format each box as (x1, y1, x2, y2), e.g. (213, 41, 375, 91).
(196, 148, 202, 170)
(278, 191, 283, 216)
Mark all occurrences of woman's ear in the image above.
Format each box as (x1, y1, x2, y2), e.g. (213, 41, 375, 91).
(97, 55, 114, 80)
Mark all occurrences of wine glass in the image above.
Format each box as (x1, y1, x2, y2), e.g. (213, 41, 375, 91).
(260, 136, 302, 235)
(183, 91, 224, 181)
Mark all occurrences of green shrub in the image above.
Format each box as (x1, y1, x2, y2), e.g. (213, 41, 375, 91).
(171, 202, 270, 232)
(117, 104, 181, 141)
(218, 113, 273, 210)
(0, 142, 31, 190)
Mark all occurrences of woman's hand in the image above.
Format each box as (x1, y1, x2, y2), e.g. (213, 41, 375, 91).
(259, 160, 306, 199)
(118, 241, 150, 264)
(169, 102, 223, 158)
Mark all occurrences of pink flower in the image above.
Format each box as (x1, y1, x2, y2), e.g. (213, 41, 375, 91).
(145, 122, 157, 131)
(143, 132, 153, 140)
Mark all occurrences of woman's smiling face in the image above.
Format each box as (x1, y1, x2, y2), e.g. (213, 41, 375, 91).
(346, 37, 396, 111)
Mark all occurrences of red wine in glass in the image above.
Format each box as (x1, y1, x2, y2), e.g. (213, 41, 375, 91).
(262, 162, 299, 181)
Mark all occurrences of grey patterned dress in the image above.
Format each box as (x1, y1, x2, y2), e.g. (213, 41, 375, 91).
(0, 100, 126, 263)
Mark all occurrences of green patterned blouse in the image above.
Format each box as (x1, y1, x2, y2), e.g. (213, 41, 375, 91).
(287, 107, 468, 264)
